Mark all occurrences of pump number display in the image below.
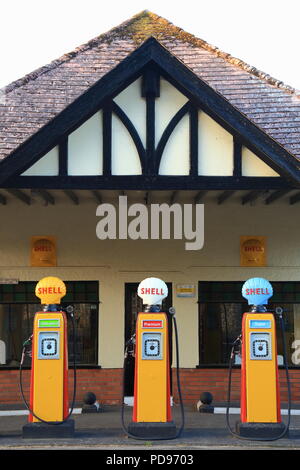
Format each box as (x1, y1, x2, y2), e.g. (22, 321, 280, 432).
(142, 333, 163, 360)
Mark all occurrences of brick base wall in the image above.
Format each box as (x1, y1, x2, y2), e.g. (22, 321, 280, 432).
(1, 368, 299, 406)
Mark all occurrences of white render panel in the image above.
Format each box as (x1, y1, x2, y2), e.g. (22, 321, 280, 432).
(198, 112, 233, 176)
(111, 115, 142, 175)
(114, 78, 147, 148)
(155, 78, 188, 146)
(159, 114, 190, 175)
(68, 111, 103, 175)
(242, 146, 280, 177)
(22, 146, 59, 176)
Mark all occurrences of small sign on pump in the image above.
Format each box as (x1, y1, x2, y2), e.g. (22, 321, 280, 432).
(137, 277, 168, 306)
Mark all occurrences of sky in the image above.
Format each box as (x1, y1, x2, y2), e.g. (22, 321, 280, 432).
(0, 0, 299, 90)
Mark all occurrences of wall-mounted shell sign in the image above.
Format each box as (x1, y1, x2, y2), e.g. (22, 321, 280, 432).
(240, 236, 266, 267)
(30, 236, 56, 267)
(35, 276, 66, 304)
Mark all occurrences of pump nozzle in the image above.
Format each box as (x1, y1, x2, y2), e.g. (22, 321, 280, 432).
(168, 307, 176, 316)
(275, 306, 284, 316)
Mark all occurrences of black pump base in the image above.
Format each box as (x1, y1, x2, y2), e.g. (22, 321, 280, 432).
(127, 421, 177, 439)
(22, 419, 75, 439)
(236, 421, 287, 439)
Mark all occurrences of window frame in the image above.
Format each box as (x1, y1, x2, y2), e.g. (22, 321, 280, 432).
(0, 281, 100, 369)
(197, 280, 300, 369)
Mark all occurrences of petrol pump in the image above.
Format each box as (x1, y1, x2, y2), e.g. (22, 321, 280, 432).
(21, 276, 75, 438)
(226, 277, 291, 440)
(123, 277, 184, 440)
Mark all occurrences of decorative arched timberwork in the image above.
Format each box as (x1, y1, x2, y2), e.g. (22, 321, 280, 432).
(0, 38, 298, 190)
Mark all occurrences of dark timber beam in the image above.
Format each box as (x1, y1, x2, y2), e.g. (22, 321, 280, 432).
(241, 191, 264, 205)
(194, 191, 207, 204)
(217, 191, 235, 205)
(31, 189, 55, 205)
(0, 193, 7, 205)
(63, 190, 79, 205)
(265, 190, 290, 205)
(144, 191, 152, 205)
(6, 189, 31, 205)
(4, 175, 295, 191)
(170, 191, 179, 204)
(290, 192, 300, 205)
(91, 190, 102, 204)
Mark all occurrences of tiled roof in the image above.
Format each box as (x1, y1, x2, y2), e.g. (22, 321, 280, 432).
(0, 10, 300, 162)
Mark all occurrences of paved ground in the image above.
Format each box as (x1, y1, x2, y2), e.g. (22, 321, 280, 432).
(0, 405, 299, 451)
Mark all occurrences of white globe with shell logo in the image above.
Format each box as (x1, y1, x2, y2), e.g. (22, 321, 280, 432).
(137, 277, 168, 306)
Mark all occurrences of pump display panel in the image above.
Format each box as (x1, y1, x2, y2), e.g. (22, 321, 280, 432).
(38, 332, 60, 359)
(142, 333, 163, 360)
(250, 332, 272, 360)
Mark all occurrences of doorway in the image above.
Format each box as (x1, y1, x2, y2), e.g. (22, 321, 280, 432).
(124, 282, 173, 397)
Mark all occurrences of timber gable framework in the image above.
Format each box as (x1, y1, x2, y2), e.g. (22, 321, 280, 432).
(0, 10, 300, 206)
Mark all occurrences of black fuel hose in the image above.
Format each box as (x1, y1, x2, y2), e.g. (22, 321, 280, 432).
(121, 311, 185, 440)
(226, 312, 291, 441)
(19, 309, 77, 425)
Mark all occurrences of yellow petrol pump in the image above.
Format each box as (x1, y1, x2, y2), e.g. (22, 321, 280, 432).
(125, 277, 183, 439)
(21, 276, 75, 438)
(226, 277, 290, 440)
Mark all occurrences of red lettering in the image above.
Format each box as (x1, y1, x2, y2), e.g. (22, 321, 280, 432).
(244, 287, 271, 296)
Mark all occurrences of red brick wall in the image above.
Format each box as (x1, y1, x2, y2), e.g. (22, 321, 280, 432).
(1, 368, 299, 406)
(171, 368, 300, 405)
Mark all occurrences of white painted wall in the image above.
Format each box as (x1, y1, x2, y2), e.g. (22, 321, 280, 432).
(114, 78, 146, 148)
(242, 146, 280, 176)
(111, 115, 142, 175)
(22, 146, 59, 176)
(155, 78, 188, 146)
(198, 112, 233, 175)
(68, 111, 103, 175)
(0, 193, 299, 368)
(159, 114, 190, 175)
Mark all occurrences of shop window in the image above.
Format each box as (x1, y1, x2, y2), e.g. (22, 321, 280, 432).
(0, 281, 99, 368)
(198, 281, 300, 367)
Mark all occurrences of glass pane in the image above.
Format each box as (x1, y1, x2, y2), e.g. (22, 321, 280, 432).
(199, 302, 244, 364)
(64, 303, 98, 365)
(0, 281, 99, 368)
(7, 304, 28, 366)
(270, 302, 296, 366)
